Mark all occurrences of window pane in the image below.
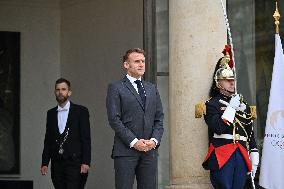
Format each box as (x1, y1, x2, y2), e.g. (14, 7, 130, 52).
(156, 0, 169, 73)
(228, 1, 281, 143)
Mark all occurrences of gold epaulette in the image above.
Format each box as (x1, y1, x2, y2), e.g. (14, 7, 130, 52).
(195, 102, 206, 118)
(250, 106, 257, 120)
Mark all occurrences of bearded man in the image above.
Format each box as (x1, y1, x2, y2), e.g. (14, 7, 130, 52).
(41, 78, 91, 189)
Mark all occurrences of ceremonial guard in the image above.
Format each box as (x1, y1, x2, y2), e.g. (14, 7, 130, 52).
(201, 45, 259, 189)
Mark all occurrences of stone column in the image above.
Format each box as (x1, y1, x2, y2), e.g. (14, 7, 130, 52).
(166, 1, 226, 189)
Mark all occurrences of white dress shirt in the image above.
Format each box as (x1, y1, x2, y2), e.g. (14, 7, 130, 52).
(126, 74, 142, 94)
(57, 101, 70, 134)
(126, 74, 158, 148)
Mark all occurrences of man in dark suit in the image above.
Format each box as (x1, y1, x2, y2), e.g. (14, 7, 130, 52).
(41, 78, 91, 189)
(106, 48, 164, 189)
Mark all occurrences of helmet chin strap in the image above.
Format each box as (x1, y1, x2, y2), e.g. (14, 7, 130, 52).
(216, 82, 235, 96)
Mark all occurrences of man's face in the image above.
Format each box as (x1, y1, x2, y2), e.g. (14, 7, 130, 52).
(218, 79, 235, 95)
(124, 52, 145, 79)
(54, 82, 71, 104)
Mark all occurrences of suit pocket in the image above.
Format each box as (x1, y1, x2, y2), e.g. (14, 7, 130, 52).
(122, 117, 135, 130)
(122, 117, 132, 124)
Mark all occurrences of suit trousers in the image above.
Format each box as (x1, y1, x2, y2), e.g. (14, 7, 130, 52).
(114, 150, 157, 189)
(210, 149, 248, 189)
(51, 158, 88, 189)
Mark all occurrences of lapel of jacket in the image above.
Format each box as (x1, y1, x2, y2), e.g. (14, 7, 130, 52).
(142, 80, 150, 111)
(122, 76, 144, 110)
(51, 107, 60, 136)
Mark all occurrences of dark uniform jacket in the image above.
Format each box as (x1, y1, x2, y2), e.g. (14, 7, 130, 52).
(202, 93, 257, 171)
(41, 102, 91, 166)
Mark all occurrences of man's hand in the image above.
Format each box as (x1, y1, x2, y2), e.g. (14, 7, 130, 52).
(133, 139, 147, 151)
(251, 164, 258, 178)
(40, 166, 48, 175)
(80, 164, 90, 174)
(250, 151, 259, 178)
(221, 94, 241, 123)
(229, 94, 241, 109)
(145, 140, 156, 151)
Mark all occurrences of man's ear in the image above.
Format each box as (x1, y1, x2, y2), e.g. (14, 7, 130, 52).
(123, 61, 129, 69)
(68, 90, 72, 97)
(216, 81, 221, 89)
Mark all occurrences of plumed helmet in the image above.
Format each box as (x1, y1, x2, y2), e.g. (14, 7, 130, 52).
(214, 45, 235, 81)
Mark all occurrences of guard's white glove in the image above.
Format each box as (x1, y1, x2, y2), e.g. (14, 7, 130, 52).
(221, 94, 241, 123)
(250, 151, 259, 178)
(239, 103, 247, 112)
(229, 94, 241, 109)
(251, 165, 258, 178)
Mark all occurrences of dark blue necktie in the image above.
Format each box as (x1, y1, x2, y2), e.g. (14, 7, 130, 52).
(134, 80, 146, 107)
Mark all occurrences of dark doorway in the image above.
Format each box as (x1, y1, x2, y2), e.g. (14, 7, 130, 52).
(0, 31, 20, 175)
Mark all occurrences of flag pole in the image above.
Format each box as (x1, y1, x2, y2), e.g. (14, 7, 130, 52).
(220, 0, 237, 94)
(274, 1, 280, 34)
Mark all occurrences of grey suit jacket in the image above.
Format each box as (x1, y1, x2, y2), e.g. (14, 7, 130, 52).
(106, 76, 164, 158)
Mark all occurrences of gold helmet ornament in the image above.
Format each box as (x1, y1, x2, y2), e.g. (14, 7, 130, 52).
(214, 45, 235, 82)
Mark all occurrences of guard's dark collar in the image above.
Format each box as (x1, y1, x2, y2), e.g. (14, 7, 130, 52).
(218, 92, 233, 100)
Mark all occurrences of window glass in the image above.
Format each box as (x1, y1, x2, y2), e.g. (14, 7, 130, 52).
(228, 1, 284, 146)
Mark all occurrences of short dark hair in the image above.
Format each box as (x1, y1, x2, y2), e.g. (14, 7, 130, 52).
(122, 48, 145, 63)
(55, 78, 71, 89)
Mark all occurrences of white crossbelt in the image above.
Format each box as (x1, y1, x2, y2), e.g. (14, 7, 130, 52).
(213, 133, 247, 142)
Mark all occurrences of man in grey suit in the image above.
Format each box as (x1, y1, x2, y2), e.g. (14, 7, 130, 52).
(106, 48, 164, 189)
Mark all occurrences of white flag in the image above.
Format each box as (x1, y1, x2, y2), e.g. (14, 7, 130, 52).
(259, 34, 284, 189)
